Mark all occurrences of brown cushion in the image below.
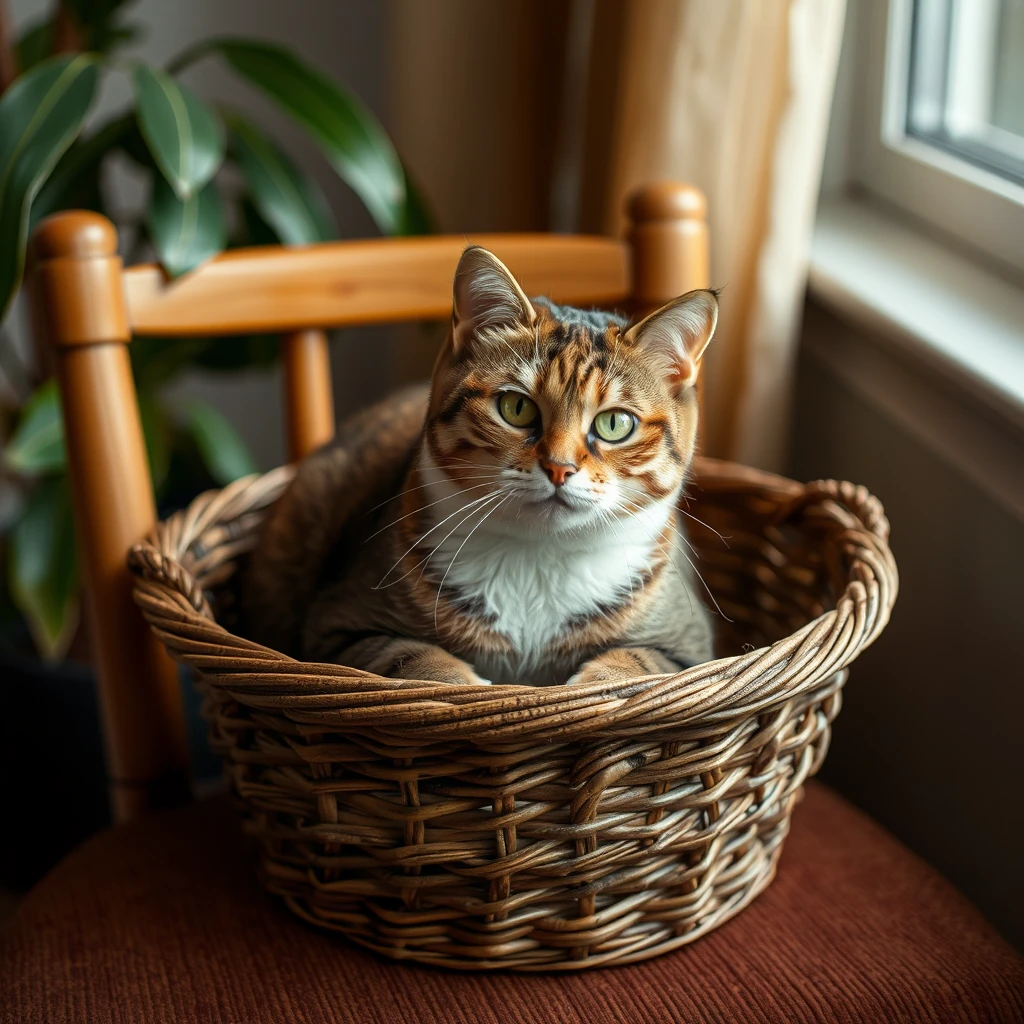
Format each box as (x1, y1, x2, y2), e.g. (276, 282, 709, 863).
(2, 782, 1021, 1023)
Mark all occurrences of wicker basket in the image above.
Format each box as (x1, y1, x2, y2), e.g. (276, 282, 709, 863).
(129, 457, 897, 971)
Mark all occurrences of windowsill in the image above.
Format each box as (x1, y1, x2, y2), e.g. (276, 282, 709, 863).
(805, 194, 1024, 520)
(808, 195, 1024, 432)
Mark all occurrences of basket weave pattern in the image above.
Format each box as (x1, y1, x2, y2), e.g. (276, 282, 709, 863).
(129, 458, 897, 971)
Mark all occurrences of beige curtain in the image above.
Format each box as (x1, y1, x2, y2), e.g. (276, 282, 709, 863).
(389, 0, 845, 470)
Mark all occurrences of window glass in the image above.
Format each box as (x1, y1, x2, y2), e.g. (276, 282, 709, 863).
(907, 0, 1024, 185)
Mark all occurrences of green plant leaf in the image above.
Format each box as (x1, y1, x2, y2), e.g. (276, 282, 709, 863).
(91, 20, 143, 55)
(205, 334, 279, 371)
(182, 400, 257, 485)
(226, 112, 336, 245)
(139, 394, 171, 492)
(15, 17, 54, 73)
(65, 0, 130, 28)
(190, 333, 280, 373)
(30, 114, 134, 230)
(8, 475, 79, 661)
(132, 64, 225, 201)
(119, 117, 157, 167)
(0, 327, 31, 402)
(238, 195, 279, 247)
(0, 54, 99, 322)
(131, 335, 210, 389)
(178, 39, 407, 235)
(399, 167, 433, 236)
(147, 175, 226, 278)
(51, 0, 140, 54)
(3, 379, 66, 476)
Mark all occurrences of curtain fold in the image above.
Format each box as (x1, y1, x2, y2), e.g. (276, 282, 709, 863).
(389, 0, 845, 470)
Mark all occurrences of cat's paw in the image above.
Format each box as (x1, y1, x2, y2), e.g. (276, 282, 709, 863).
(565, 661, 624, 686)
(435, 669, 492, 686)
(433, 665, 492, 686)
(567, 648, 679, 685)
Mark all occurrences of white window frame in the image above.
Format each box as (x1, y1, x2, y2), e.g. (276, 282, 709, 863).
(855, 0, 1024, 275)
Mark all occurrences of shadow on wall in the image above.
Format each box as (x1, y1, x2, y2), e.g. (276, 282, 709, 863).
(790, 300, 1024, 952)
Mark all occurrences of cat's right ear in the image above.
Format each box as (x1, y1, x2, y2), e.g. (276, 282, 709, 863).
(451, 246, 536, 354)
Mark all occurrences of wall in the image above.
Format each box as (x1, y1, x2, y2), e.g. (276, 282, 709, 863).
(804, 0, 1024, 950)
(792, 299, 1024, 950)
(8, 0, 401, 471)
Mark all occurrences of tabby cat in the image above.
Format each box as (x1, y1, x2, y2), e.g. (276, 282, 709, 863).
(246, 246, 719, 686)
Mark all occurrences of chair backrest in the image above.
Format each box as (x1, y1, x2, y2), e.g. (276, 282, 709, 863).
(30, 181, 709, 822)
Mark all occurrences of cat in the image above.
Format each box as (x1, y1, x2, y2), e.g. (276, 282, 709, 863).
(245, 245, 718, 687)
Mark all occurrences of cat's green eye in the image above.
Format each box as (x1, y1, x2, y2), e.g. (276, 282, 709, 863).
(593, 409, 635, 443)
(499, 392, 540, 428)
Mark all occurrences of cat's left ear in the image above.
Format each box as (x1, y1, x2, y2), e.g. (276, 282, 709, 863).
(624, 289, 719, 395)
(452, 245, 536, 354)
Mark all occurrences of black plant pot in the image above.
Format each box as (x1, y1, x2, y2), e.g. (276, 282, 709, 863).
(0, 627, 110, 890)
(0, 626, 222, 891)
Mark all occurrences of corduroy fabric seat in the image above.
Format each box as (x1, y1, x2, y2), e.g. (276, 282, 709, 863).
(3, 782, 1021, 1024)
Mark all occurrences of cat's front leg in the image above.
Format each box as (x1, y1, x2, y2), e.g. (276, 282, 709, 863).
(337, 634, 491, 685)
(567, 647, 684, 685)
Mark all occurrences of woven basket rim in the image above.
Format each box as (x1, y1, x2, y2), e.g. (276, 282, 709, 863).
(128, 457, 898, 742)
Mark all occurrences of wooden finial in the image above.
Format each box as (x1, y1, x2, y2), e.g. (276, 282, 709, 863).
(626, 182, 710, 318)
(628, 181, 707, 225)
(33, 210, 120, 261)
(33, 211, 130, 347)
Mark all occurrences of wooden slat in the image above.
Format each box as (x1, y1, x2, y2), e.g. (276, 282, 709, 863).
(282, 328, 335, 461)
(123, 234, 630, 337)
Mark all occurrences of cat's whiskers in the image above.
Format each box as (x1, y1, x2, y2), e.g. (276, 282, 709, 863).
(414, 488, 509, 584)
(677, 546, 730, 622)
(618, 488, 700, 561)
(676, 492, 731, 546)
(435, 456, 492, 469)
(619, 480, 731, 548)
(365, 478, 502, 541)
(594, 506, 637, 607)
(614, 494, 730, 622)
(614, 495, 692, 615)
(433, 458, 525, 486)
(433, 492, 513, 632)
(362, 471, 501, 517)
(679, 507, 730, 546)
(372, 489, 503, 590)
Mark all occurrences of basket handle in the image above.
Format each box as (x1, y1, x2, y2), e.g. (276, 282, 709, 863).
(782, 478, 891, 544)
(128, 467, 295, 621)
(129, 541, 215, 620)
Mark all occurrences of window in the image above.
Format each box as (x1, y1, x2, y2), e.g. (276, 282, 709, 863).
(907, 0, 1024, 185)
(856, 0, 1024, 274)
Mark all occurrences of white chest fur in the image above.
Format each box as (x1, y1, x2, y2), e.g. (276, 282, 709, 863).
(423, 481, 672, 684)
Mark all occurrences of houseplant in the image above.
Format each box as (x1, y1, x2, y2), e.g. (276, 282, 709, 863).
(0, 0, 429, 659)
(0, 0, 429, 882)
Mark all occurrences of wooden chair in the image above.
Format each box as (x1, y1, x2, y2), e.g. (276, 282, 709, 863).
(28, 182, 709, 823)
(4, 184, 1020, 1022)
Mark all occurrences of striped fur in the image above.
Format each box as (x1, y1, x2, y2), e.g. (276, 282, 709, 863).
(247, 247, 718, 686)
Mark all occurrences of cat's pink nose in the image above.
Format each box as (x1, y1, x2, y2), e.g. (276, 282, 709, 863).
(540, 459, 577, 487)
